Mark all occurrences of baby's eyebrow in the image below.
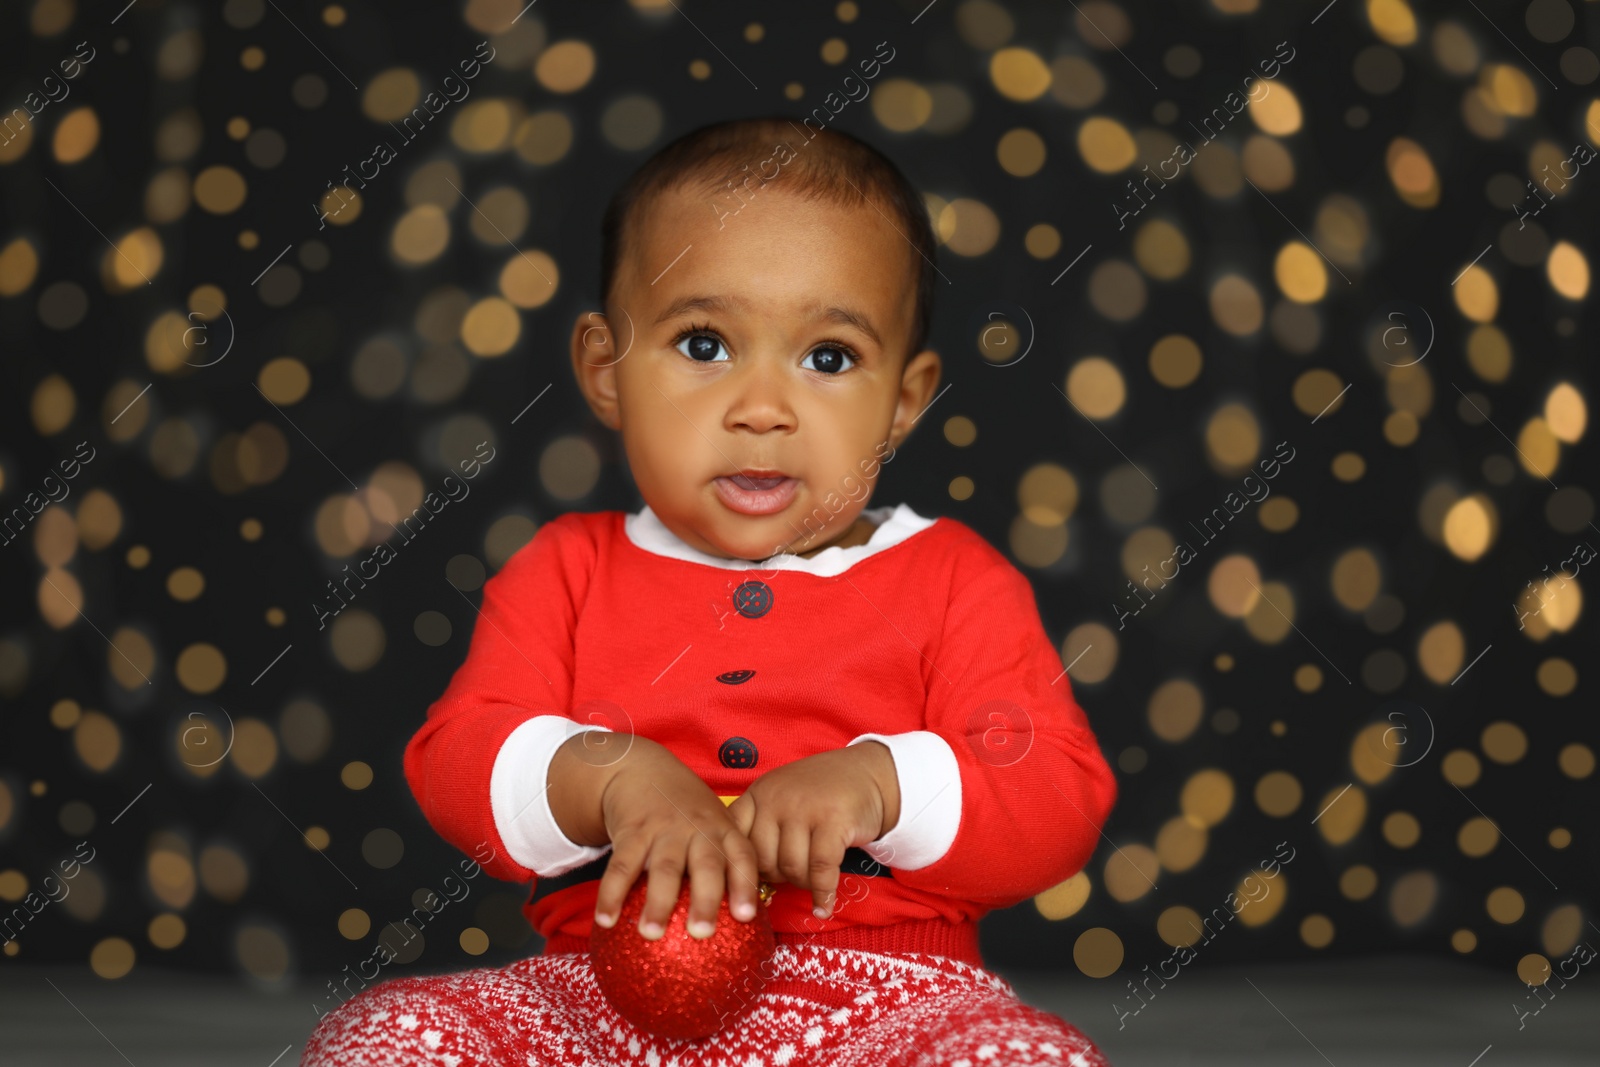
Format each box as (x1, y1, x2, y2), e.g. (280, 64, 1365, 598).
(807, 301, 882, 349)
(654, 293, 748, 325)
(653, 293, 882, 348)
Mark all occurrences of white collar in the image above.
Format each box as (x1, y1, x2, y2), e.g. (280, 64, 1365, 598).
(624, 502, 936, 577)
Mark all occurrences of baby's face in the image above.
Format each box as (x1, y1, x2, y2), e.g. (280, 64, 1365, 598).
(573, 184, 940, 561)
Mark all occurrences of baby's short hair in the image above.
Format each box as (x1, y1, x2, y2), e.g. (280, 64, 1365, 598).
(600, 115, 937, 360)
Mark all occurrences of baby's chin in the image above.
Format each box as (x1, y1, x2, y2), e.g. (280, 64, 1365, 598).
(694, 521, 804, 562)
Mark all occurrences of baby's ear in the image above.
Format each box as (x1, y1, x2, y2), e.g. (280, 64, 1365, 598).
(569, 309, 623, 429)
(889, 347, 941, 447)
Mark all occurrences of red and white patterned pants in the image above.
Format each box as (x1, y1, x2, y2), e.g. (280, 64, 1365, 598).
(301, 943, 1109, 1067)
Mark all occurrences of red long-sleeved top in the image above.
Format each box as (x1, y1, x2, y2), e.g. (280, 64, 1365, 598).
(404, 505, 1116, 961)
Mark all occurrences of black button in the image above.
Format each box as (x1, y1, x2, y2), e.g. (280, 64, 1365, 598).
(732, 580, 772, 618)
(718, 736, 758, 769)
(717, 669, 755, 685)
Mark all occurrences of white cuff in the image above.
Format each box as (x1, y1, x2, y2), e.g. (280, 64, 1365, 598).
(491, 715, 615, 878)
(846, 731, 962, 871)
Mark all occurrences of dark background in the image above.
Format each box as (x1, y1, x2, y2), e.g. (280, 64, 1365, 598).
(1, 0, 1595, 996)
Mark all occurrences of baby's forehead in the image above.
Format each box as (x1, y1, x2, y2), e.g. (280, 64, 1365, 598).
(626, 187, 912, 278)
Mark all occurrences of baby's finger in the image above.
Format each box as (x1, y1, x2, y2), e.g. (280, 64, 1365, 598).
(725, 793, 755, 837)
(684, 833, 726, 939)
(747, 811, 783, 884)
(776, 819, 813, 889)
(723, 827, 762, 923)
(637, 842, 687, 940)
(593, 836, 647, 929)
(808, 825, 845, 919)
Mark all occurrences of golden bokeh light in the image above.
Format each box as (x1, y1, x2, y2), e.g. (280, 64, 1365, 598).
(451, 100, 517, 153)
(1390, 872, 1438, 927)
(1133, 219, 1190, 280)
(90, 937, 135, 979)
(1466, 324, 1511, 382)
(1442, 494, 1496, 561)
(1061, 623, 1117, 685)
(391, 205, 451, 265)
(1236, 871, 1286, 927)
(1543, 383, 1586, 443)
(1180, 768, 1235, 828)
(937, 198, 1001, 256)
(1340, 865, 1378, 900)
(0, 238, 39, 296)
(1148, 679, 1203, 742)
(342, 761, 374, 789)
(1515, 417, 1560, 478)
(1316, 784, 1366, 845)
(1065, 357, 1126, 419)
(1155, 816, 1207, 872)
(1158, 905, 1204, 948)
(1545, 241, 1588, 300)
(1103, 844, 1159, 902)
(1077, 116, 1136, 173)
(1486, 886, 1525, 924)
(996, 127, 1046, 177)
(1248, 82, 1302, 136)
(500, 250, 559, 308)
(1072, 927, 1124, 978)
(1458, 817, 1499, 858)
(990, 47, 1051, 101)
(1017, 463, 1078, 525)
(1293, 369, 1346, 418)
(1483, 64, 1536, 117)
(363, 68, 420, 121)
(1480, 721, 1528, 764)
(460, 297, 521, 356)
(1034, 871, 1091, 921)
(258, 357, 311, 405)
(194, 166, 248, 214)
(1254, 771, 1302, 817)
(1274, 242, 1327, 302)
(1149, 334, 1202, 387)
(535, 41, 597, 93)
(1209, 555, 1262, 618)
(1417, 621, 1464, 683)
(1330, 547, 1381, 611)
(871, 79, 933, 132)
(53, 106, 101, 164)
(1352, 722, 1398, 787)
(1382, 811, 1421, 848)
(1367, 0, 1418, 45)
(1536, 657, 1576, 697)
(1386, 138, 1439, 208)
(1209, 274, 1263, 335)
(1204, 403, 1261, 472)
(1559, 743, 1595, 779)
(1442, 749, 1482, 787)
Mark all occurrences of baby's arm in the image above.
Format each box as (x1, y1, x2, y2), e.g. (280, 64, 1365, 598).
(729, 546, 1116, 913)
(404, 515, 609, 883)
(852, 553, 1118, 908)
(405, 515, 761, 935)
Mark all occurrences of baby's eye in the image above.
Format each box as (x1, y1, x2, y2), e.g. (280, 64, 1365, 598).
(675, 333, 728, 362)
(802, 344, 856, 375)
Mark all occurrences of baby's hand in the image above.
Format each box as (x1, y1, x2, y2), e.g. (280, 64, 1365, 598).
(593, 737, 763, 940)
(725, 742, 899, 920)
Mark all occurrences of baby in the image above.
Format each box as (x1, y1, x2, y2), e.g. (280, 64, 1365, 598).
(303, 115, 1118, 1066)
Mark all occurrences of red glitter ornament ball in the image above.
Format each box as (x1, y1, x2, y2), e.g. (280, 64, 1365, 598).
(589, 878, 776, 1041)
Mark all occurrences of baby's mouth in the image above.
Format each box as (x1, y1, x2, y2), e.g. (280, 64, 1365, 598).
(713, 472, 799, 515)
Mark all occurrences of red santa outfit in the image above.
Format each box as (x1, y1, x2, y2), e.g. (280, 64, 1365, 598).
(302, 503, 1118, 1067)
